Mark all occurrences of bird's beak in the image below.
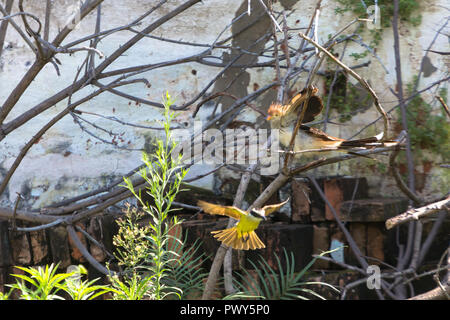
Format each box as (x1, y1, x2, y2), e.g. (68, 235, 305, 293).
(266, 115, 272, 121)
(262, 214, 267, 221)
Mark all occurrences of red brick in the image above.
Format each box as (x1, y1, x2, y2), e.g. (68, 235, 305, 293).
(10, 232, 31, 265)
(312, 225, 330, 269)
(29, 230, 48, 265)
(324, 179, 344, 221)
(245, 223, 313, 273)
(48, 226, 71, 269)
(367, 224, 384, 264)
(346, 223, 367, 265)
(311, 207, 325, 222)
(0, 220, 12, 267)
(340, 198, 408, 222)
(291, 179, 311, 223)
(87, 218, 106, 262)
(309, 177, 368, 222)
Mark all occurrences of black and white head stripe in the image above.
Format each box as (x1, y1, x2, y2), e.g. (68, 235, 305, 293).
(249, 209, 265, 219)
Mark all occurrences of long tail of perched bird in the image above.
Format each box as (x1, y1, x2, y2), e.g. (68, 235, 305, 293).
(267, 86, 398, 156)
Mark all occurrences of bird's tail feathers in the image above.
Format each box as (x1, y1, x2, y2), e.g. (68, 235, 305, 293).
(339, 133, 398, 149)
(211, 227, 265, 250)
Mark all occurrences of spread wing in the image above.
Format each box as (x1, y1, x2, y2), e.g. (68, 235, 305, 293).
(197, 200, 246, 220)
(260, 198, 290, 216)
(288, 87, 323, 123)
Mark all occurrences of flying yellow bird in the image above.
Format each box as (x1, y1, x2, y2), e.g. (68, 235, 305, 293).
(197, 199, 289, 250)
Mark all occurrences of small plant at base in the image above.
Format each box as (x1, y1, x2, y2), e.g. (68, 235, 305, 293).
(63, 265, 112, 300)
(7, 263, 73, 300)
(4, 263, 111, 300)
(229, 248, 340, 300)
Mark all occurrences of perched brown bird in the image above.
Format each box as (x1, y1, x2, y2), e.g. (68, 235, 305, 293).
(267, 86, 396, 157)
(197, 199, 289, 250)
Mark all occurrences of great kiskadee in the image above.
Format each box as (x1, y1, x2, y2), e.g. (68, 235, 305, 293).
(266, 86, 396, 157)
(197, 199, 289, 250)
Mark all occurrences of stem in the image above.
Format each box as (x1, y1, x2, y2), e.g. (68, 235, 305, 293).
(392, 0, 415, 195)
(0, 0, 14, 59)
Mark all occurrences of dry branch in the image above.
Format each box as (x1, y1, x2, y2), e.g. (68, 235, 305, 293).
(408, 285, 450, 300)
(437, 95, 450, 118)
(392, 0, 416, 206)
(0, 0, 14, 58)
(67, 225, 114, 276)
(386, 196, 450, 230)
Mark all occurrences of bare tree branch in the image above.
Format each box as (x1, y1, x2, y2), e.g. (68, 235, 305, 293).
(386, 196, 450, 230)
(67, 224, 115, 276)
(0, 0, 14, 59)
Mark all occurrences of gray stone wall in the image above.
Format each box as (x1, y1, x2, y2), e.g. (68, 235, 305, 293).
(0, 0, 448, 210)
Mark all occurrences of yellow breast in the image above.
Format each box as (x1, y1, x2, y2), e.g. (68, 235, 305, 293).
(237, 214, 262, 234)
(279, 127, 343, 159)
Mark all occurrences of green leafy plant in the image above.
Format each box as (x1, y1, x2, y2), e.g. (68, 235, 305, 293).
(0, 289, 12, 300)
(112, 206, 151, 272)
(323, 73, 372, 122)
(396, 82, 449, 161)
(109, 206, 207, 300)
(336, 0, 421, 28)
(336, 0, 422, 57)
(4, 263, 111, 300)
(108, 271, 155, 300)
(165, 238, 208, 300)
(230, 249, 339, 300)
(63, 265, 112, 300)
(110, 92, 206, 300)
(7, 263, 73, 300)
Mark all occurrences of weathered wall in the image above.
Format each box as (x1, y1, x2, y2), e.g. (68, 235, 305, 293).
(0, 0, 448, 211)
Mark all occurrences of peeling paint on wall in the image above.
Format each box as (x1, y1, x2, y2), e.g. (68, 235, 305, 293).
(0, 0, 448, 208)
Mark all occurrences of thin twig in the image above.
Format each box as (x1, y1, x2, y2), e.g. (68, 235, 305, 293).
(11, 192, 22, 231)
(436, 96, 450, 118)
(257, 0, 282, 32)
(0, 0, 14, 58)
(15, 219, 64, 232)
(392, 0, 415, 203)
(43, 0, 51, 41)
